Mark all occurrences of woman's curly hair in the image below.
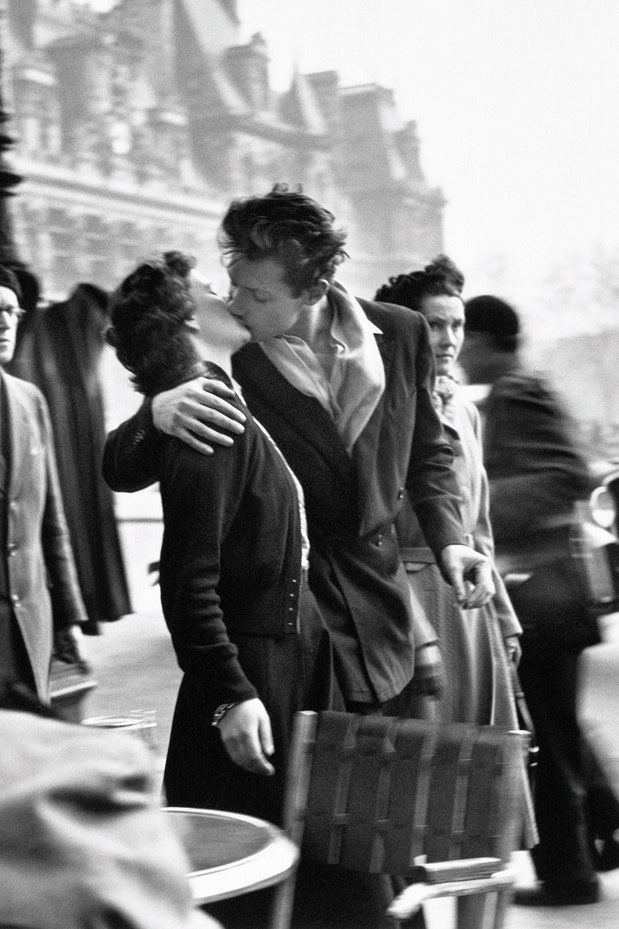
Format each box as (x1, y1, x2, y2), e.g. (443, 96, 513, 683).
(218, 183, 348, 295)
(106, 252, 201, 396)
(374, 255, 465, 312)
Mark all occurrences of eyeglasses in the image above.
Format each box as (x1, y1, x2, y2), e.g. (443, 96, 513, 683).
(0, 305, 24, 320)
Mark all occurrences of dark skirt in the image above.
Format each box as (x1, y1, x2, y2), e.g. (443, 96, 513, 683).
(163, 584, 333, 826)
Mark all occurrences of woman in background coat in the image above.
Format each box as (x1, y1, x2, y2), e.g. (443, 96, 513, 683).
(375, 256, 524, 728)
(376, 258, 537, 929)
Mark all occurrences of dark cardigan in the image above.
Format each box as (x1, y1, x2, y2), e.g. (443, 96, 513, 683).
(105, 389, 305, 707)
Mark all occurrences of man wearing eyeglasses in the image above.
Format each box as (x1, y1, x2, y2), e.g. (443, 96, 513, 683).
(0, 264, 87, 701)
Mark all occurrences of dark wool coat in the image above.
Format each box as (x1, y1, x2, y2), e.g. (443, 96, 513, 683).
(7, 285, 131, 631)
(481, 370, 591, 559)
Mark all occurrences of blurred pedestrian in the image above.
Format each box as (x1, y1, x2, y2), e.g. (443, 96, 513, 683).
(105, 252, 332, 827)
(0, 264, 87, 701)
(460, 293, 601, 905)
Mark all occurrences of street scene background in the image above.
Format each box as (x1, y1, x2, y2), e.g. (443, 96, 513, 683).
(2, 1, 618, 926)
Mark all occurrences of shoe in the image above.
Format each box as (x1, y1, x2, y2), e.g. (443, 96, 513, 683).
(514, 881, 600, 906)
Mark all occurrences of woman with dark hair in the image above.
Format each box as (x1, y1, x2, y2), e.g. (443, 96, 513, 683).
(106, 252, 332, 826)
(376, 259, 537, 929)
(375, 258, 527, 731)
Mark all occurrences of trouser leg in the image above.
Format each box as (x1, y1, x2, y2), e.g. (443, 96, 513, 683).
(518, 644, 597, 888)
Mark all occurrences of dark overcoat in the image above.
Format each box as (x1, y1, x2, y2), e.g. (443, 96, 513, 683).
(7, 285, 131, 631)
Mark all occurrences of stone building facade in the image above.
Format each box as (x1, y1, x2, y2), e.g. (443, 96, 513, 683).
(5, 0, 445, 300)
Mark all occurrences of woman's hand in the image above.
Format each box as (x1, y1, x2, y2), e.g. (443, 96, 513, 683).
(504, 634, 522, 666)
(216, 698, 275, 776)
(152, 375, 246, 455)
(440, 545, 496, 609)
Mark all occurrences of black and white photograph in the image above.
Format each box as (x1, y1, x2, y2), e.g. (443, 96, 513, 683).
(0, 2, 617, 926)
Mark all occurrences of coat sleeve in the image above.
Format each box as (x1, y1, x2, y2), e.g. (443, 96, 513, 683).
(102, 398, 161, 492)
(404, 314, 465, 560)
(37, 390, 88, 629)
(161, 437, 258, 706)
(468, 402, 522, 638)
(487, 375, 590, 542)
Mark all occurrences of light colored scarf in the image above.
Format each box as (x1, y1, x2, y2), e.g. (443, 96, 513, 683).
(259, 283, 385, 454)
(432, 374, 459, 424)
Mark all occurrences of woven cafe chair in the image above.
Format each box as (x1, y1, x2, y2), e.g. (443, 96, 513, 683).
(270, 711, 527, 929)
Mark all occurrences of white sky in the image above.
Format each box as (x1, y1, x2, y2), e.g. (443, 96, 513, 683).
(235, 0, 619, 299)
(80, 1, 619, 306)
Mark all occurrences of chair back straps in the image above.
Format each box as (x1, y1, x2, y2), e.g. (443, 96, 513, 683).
(288, 712, 525, 876)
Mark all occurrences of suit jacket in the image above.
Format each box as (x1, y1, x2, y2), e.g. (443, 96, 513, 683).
(0, 710, 217, 929)
(480, 369, 591, 573)
(232, 296, 464, 702)
(2, 372, 87, 699)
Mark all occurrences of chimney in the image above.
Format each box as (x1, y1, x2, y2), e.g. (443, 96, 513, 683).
(224, 32, 269, 112)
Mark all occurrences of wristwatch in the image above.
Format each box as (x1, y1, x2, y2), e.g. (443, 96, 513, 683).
(211, 702, 238, 728)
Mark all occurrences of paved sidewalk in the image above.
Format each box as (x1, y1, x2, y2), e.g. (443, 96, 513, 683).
(79, 609, 619, 929)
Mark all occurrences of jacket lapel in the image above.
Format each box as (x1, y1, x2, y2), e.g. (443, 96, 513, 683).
(2, 373, 32, 502)
(233, 344, 353, 480)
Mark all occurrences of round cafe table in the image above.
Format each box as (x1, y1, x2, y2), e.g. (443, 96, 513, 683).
(163, 807, 299, 904)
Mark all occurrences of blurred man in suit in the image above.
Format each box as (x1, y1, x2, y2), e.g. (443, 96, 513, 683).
(460, 294, 601, 906)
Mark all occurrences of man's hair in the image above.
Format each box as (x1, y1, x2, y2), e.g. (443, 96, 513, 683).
(218, 184, 348, 295)
(374, 255, 464, 311)
(107, 251, 200, 395)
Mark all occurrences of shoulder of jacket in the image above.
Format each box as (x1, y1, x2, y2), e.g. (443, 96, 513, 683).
(358, 297, 425, 333)
(168, 410, 255, 471)
(3, 372, 46, 409)
(493, 371, 555, 402)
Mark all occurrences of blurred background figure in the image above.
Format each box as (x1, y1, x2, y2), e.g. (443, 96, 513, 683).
(0, 683, 219, 929)
(0, 264, 88, 702)
(6, 282, 132, 634)
(460, 294, 616, 906)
